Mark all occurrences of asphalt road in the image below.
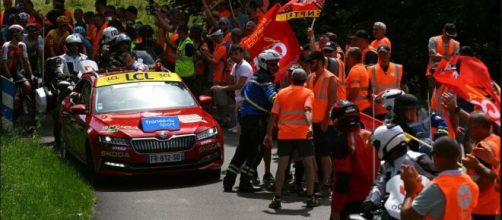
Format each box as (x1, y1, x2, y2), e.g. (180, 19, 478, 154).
(39, 116, 331, 220)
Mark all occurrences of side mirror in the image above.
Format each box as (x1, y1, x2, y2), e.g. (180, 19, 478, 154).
(199, 95, 213, 105)
(70, 104, 87, 114)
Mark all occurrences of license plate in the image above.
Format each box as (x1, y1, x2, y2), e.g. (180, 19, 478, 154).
(148, 152, 184, 164)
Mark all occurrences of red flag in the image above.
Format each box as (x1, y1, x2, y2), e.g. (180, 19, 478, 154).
(360, 113, 384, 131)
(242, 5, 301, 84)
(276, 0, 326, 21)
(434, 56, 501, 126)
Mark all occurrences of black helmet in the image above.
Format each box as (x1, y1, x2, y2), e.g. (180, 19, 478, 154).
(393, 94, 418, 111)
(330, 100, 360, 128)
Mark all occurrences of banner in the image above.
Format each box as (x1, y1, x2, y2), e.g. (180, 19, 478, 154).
(242, 4, 301, 84)
(276, 0, 325, 21)
(434, 56, 501, 126)
(360, 113, 383, 131)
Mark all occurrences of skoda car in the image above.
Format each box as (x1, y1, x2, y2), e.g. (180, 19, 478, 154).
(58, 71, 223, 176)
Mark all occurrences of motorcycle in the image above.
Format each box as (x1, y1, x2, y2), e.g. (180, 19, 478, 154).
(349, 175, 430, 220)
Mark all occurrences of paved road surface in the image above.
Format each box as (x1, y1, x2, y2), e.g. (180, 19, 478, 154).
(39, 116, 331, 220)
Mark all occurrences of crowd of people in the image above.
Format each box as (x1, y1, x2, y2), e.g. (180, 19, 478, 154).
(0, 0, 500, 219)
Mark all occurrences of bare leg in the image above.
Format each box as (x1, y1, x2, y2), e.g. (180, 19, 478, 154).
(303, 156, 316, 196)
(274, 156, 290, 196)
(321, 156, 332, 186)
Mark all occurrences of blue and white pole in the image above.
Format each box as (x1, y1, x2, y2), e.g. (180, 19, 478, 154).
(1, 76, 15, 131)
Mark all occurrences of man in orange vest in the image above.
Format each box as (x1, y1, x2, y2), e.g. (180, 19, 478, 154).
(464, 111, 500, 219)
(306, 51, 338, 194)
(345, 47, 371, 114)
(90, 13, 108, 58)
(354, 30, 377, 66)
(206, 29, 230, 125)
(264, 68, 320, 209)
(426, 23, 460, 94)
(401, 137, 479, 220)
(330, 100, 379, 220)
(323, 41, 346, 100)
(371, 21, 391, 49)
(368, 45, 407, 120)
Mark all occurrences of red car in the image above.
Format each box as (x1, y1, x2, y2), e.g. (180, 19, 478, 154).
(58, 71, 223, 177)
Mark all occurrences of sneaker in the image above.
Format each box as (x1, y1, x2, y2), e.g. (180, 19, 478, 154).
(306, 196, 320, 208)
(263, 172, 275, 185)
(320, 184, 331, 197)
(269, 196, 282, 209)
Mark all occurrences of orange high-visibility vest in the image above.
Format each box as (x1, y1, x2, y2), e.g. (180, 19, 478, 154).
(307, 69, 335, 123)
(271, 85, 314, 140)
(430, 85, 456, 139)
(347, 63, 371, 111)
(212, 42, 227, 82)
(425, 172, 479, 220)
(91, 21, 109, 57)
(370, 37, 391, 50)
(468, 134, 501, 215)
(368, 62, 402, 115)
(426, 35, 459, 76)
(362, 46, 377, 66)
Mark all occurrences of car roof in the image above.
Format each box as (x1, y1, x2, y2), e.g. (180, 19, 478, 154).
(92, 71, 182, 87)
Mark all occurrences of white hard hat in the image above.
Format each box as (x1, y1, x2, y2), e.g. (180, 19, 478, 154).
(381, 89, 405, 111)
(372, 124, 407, 160)
(102, 26, 119, 44)
(257, 49, 281, 71)
(66, 33, 83, 44)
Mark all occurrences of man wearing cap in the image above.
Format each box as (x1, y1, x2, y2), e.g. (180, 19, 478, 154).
(370, 22, 392, 50)
(425, 23, 460, 93)
(354, 29, 378, 66)
(323, 41, 346, 100)
(307, 51, 338, 194)
(205, 29, 230, 126)
(44, 15, 70, 57)
(345, 47, 371, 114)
(264, 68, 320, 209)
(367, 45, 407, 120)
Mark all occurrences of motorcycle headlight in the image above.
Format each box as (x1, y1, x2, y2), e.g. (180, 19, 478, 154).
(98, 135, 130, 146)
(196, 127, 218, 141)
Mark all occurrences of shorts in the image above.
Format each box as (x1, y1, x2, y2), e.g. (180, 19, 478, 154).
(313, 123, 334, 157)
(213, 83, 229, 106)
(277, 139, 314, 157)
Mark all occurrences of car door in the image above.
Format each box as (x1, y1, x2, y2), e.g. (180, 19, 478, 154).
(68, 80, 92, 162)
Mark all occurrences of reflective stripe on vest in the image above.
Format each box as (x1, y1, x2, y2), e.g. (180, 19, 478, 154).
(175, 37, 195, 77)
(426, 35, 459, 76)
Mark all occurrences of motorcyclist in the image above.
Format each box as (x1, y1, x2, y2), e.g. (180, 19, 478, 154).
(95, 26, 120, 70)
(23, 24, 43, 77)
(58, 34, 88, 79)
(389, 93, 449, 155)
(362, 124, 437, 217)
(222, 49, 280, 193)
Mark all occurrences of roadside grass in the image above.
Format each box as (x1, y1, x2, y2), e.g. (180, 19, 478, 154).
(1, 135, 96, 220)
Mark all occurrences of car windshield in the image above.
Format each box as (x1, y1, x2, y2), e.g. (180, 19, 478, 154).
(95, 82, 197, 113)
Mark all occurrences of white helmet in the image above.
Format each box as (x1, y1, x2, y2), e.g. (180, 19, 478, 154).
(8, 24, 24, 32)
(372, 124, 407, 160)
(381, 89, 405, 111)
(102, 26, 119, 44)
(65, 34, 83, 44)
(257, 49, 281, 71)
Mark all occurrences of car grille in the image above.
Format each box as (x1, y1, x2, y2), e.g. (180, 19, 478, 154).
(131, 135, 196, 153)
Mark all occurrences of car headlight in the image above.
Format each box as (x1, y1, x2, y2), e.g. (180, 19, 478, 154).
(98, 135, 130, 146)
(196, 127, 218, 141)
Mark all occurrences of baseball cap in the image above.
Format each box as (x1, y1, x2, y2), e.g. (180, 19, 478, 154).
(291, 68, 307, 81)
(377, 45, 391, 53)
(323, 41, 337, 51)
(443, 23, 457, 37)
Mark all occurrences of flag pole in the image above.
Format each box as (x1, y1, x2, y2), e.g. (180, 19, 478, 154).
(310, 17, 317, 29)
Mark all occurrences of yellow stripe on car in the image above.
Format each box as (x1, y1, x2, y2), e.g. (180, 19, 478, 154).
(96, 72, 182, 87)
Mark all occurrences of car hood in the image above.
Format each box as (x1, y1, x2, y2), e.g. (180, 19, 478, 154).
(92, 107, 216, 137)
